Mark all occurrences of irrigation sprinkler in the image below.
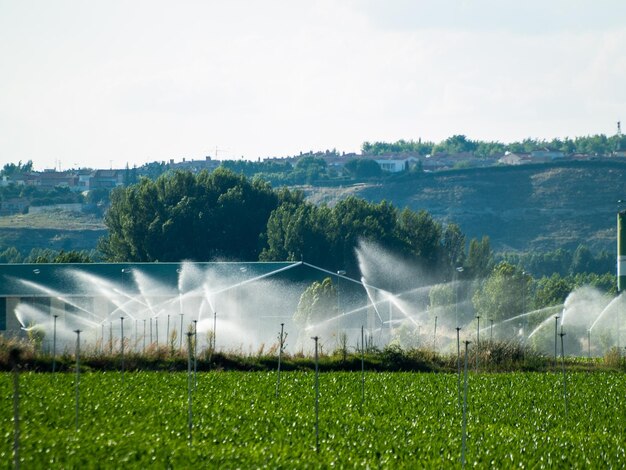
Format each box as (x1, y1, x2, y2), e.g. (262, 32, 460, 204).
(143, 319, 146, 353)
(155, 317, 159, 349)
(187, 332, 194, 445)
(461, 340, 471, 469)
(74, 329, 82, 431)
(275, 323, 286, 398)
(489, 319, 494, 343)
(559, 329, 568, 418)
(109, 321, 113, 355)
(10, 348, 21, 470)
(554, 316, 560, 367)
(120, 317, 125, 382)
(433, 316, 438, 352)
(587, 330, 591, 360)
(456, 326, 461, 406)
(101, 322, 105, 354)
(150, 318, 153, 345)
(193, 320, 198, 389)
(475, 315, 481, 372)
(312, 335, 320, 453)
(135, 319, 138, 351)
(52, 314, 58, 373)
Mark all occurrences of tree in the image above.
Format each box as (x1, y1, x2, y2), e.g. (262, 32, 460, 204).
(472, 262, 529, 322)
(343, 159, 382, 178)
(293, 277, 338, 329)
(533, 274, 571, 309)
(466, 237, 493, 279)
(99, 168, 281, 262)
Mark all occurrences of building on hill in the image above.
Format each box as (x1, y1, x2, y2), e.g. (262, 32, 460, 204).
(89, 169, 124, 189)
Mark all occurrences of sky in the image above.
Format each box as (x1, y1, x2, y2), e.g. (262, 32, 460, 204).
(1, 0, 626, 170)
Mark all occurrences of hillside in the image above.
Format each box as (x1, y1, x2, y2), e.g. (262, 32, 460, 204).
(0, 209, 106, 255)
(304, 160, 626, 253)
(1, 160, 624, 257)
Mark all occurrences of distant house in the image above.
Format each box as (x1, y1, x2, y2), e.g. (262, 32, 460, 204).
(498, 152, 532, 165)
(90, 169, 124, 189)
(374, 156, 420, 173)
(169, 156, 221, 173)
(530, 148, 564, 161)
(37, 171, 78, 190)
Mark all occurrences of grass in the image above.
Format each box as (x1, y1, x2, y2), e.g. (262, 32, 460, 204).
(2, 334, 624, 373)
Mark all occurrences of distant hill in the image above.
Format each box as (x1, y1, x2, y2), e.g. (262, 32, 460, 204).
(2, 160, 624, 258)
(303, 159, 626, 253)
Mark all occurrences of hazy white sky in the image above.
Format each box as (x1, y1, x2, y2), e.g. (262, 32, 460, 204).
(1, 0, 626, 170)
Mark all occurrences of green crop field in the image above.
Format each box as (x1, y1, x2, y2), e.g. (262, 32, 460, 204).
(1, 371, 625, 468)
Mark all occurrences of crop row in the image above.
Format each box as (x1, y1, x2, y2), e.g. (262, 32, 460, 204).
(1, 371, 625, 468)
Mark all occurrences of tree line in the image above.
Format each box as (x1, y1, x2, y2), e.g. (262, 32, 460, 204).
(362, 133, 626, 158)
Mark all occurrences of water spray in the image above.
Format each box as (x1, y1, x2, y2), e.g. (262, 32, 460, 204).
(52, 314, 58, 373)
(312, 335, 320, 453)
(74, 329, 82, 431)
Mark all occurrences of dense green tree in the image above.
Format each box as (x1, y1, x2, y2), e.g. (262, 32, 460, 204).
(466, 236, 493, 279)
(99, 169, 281, 262)
(0, 247, 22, 263)
(293, 277, 338, 329)
(472, 262, 529, 321)
(343, 159, 383, 178)
(533, 274, 572, 309)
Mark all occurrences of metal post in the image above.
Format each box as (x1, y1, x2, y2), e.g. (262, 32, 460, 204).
(275, 324, 283, 398)
(559, 330, 568, 418)
(187, 332, 193, 445)
(74, 329, 82, 431)
(143, 319, 146, 353)
(155, 317, 159, 349)
(10, 348, 21, 470)
(213, 311, 217, 353)
(461, 340, 471, 468)
(312, 336, 320, 453)
(109, 321, 113, 355)
(167, 314, 170, 347)
(433, 316, 438, 352)
(120, 317, 125, 382)
(179, 313, 184, 351)
(361, 325, 365, 407)
(588, 330, 591, 360)
(489, 319, 493, 343)
(193, 320, 198, 388)
(456, 326, 461, 406)
(52, 314, 58, 373)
